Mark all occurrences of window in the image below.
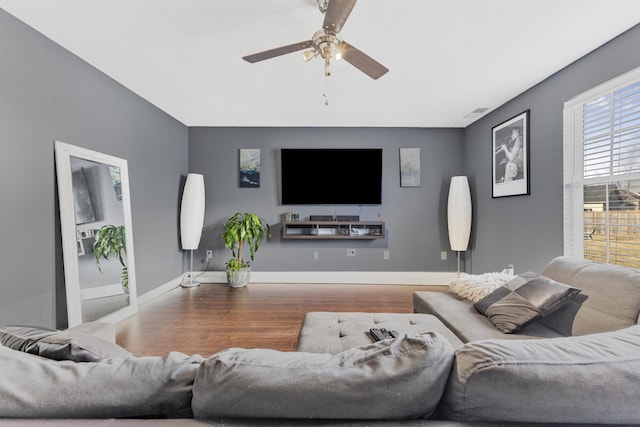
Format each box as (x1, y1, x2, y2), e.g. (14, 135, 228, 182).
(564, 67, 640, 268)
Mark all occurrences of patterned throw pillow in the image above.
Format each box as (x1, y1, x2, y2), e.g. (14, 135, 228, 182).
(448, 271, 514, 303)
(473, 274, 581, 333)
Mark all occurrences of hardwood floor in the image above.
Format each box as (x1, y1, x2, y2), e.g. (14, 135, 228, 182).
(116, 283, 445, 357)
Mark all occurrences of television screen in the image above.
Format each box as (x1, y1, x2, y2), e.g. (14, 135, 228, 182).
(281, 148, 382, 205)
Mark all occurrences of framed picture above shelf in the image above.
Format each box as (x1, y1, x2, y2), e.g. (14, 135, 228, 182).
(281, 221, 385, 240)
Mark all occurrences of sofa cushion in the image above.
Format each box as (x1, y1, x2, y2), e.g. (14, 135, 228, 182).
(0, 325, 131, 362)
(413, 291, 563, 342)
(472, 275, 580, 333)
(0, 346, 203, 418)
(440, 325, 640, 424)
(192, 333, 454, 420)
(296, 311, 464, 352)
(542, 256, 640, 335)
(65, 321, 117, 342)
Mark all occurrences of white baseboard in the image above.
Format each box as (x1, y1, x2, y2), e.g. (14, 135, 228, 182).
(137, 275, 184, 306)
(135, 271, 457, 308)
(189, 271, 458, 286)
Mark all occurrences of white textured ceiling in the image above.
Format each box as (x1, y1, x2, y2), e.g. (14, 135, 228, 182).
(1, 0, 639, 127)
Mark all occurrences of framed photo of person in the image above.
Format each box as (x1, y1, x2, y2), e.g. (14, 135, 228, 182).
(492, 110, 530, 198)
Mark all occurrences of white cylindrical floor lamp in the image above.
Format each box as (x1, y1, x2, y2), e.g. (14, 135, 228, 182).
(447, 176, 472, 276)
(180, 173, 205, 287)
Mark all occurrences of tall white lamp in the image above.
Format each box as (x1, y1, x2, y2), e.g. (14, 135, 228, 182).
(447, 176, 472, 276)
(180, 173, 205, 287)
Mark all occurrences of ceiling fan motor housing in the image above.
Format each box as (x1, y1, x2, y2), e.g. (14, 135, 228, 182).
(312, 29, 342, 60)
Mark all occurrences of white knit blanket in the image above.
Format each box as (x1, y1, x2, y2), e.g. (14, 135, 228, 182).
(449, 272, 514, 303)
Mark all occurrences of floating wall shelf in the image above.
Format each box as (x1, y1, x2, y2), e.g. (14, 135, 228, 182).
(281, 221, 385, 240)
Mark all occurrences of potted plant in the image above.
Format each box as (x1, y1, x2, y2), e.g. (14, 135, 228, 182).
(93, 224, 129, 293)
(221, 212, 271, 288)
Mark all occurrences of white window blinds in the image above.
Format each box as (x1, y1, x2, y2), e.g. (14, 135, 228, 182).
(564, 67, 640, 268)
(583, 80, 640, 179)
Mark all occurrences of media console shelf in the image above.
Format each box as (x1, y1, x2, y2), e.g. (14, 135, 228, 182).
(282, 221, 385, 240)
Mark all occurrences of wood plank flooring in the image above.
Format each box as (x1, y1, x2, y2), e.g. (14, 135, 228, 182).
(116, 283, 445, 357)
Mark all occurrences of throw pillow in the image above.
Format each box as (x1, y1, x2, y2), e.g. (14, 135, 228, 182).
(0, 326, 131, 362)
(473, 274, 581, 333)
(192, 332, 455, 420)
(0, 326, 55, 351)
(448, 271, 514, 303)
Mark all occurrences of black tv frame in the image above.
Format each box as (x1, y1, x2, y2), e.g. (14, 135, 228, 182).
(280, 148, 383, 205)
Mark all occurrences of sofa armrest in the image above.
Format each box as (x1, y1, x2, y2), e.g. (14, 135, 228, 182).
(0, 347, 202, 418)
(440, 325, 640, 423)
(413, 291, 562, 343)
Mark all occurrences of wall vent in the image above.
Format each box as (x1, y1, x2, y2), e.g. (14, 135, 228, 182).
(463, 107, 489, 118)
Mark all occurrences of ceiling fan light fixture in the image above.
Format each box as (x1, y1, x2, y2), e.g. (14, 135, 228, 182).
(324, 57, 332, 77)
(302, 49, 317, 62)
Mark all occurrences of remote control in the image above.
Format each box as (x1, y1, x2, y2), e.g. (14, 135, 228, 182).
(369, 328, 398, 342)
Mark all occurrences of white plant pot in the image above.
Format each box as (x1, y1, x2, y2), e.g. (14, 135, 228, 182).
(227, 266, 251, 288)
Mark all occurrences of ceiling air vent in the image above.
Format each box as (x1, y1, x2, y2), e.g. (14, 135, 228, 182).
(463, 107, 489, 119)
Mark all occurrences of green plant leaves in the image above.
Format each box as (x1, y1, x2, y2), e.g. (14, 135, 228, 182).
(221, 212, 271, 271)
(93, 224, 128, 289)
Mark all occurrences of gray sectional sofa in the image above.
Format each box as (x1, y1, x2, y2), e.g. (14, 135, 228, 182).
(413, 255, 640, 342)
(296, 256, 640, 424)
(413, 256, 640, 423)
(1, 256, 640, 425)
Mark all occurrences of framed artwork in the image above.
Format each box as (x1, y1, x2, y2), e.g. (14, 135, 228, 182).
(492, 110, 530, 198)
(239, 148, 260, 188)
(400, 148, 421, 187)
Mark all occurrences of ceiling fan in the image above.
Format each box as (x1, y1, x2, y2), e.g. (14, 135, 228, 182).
(242, 0, 389, 80)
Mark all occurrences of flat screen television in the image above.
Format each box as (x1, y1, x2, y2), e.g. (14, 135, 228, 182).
(281, 148, 382, 205)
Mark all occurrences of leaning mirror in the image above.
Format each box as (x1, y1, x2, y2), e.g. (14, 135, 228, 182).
(55, 141, 138, 327)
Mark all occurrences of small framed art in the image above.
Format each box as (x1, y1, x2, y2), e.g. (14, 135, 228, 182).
(239, 148, 260, 188)
(400, 148, 421, 187)
(492, 110, 530, 198)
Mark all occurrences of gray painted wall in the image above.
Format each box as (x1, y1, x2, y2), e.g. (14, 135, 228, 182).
(2, 6, 638, 329)
(464, 23, 640, 274)
(188, 127, 465, 272)
(0, 9, 188, 328)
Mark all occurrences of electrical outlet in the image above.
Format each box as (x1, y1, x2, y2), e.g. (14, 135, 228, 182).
(206, 250, 213, 260)
(441, 251, 447, 260)
(383, 250, 390, 260)
(313, 251, 319, 260)
(347, 249, 356, 257)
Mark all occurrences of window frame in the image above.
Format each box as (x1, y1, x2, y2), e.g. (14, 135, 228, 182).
(563, 66, 640, 263)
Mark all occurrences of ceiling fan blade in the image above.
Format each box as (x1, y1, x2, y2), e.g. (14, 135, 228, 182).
(323, 0, 357, 34)
(243, 40, 313, 63)
(340, 41, 389, 79)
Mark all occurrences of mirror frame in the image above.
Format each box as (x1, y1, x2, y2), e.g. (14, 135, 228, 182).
(55, 141, 138, 327)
